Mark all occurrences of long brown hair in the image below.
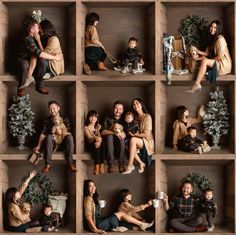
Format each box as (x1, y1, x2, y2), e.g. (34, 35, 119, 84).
(85, 110, 99, 129)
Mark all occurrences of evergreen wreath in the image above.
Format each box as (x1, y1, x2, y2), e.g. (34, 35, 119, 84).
(182, 173, 213, 197)
(23, 173, 53, 206)
(179, 15, 209, 50)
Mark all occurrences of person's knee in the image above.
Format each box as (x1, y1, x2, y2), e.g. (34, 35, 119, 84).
(38, 58, 48, 67)
(45, 134, 54, 142)
(201, 58, 208, 66)
(170, 218, 179, 228)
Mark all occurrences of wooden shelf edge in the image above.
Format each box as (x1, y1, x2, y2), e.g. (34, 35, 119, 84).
(0, 154, 77, 160)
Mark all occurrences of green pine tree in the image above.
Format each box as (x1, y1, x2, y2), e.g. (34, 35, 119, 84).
(8, 95, 35, 137)
(203, 87, 229, 149)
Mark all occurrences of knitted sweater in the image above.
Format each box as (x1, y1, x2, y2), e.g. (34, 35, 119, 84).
(85, 25, 102, 48)
(118, 201, 145, 220)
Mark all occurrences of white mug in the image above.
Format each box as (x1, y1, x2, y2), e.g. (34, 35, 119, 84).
(157, 191, 164, 200)
(152, 199, 161, 208)
(99, 200, 106, 208)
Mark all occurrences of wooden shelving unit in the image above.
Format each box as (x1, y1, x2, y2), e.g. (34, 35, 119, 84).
(0, 0, 235, 234)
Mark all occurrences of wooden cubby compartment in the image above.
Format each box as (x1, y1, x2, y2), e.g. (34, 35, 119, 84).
(79, 160, 156, 233)
(79, 80, 156, 156)
(160, 1, 235, 74)
(159, 159, 235, 233)
(0, 81, 76, 154)
(159, 81, 235, 154)
(79, 1, 156, 75)
(0, 2, 76, 76)
(0, 160, 77, 233)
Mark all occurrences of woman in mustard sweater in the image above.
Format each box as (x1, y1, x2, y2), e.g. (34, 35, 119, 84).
(84, 12, 107, 73)
(5, 170, 38, 232)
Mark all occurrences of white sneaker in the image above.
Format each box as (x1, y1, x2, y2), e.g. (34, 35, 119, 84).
(207, 225, 215, 232)
(121, 67, 128, 74)
(197, 146, 203, 154)
(43, 73, 53, 80)
(112, 226, 128, 232)
(132, 69, 138, 74)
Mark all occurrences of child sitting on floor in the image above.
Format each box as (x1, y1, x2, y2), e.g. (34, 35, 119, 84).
(118, 189, 153, 230)
(179, 126, 211, 154)
(40, 204, 58, 232)
(121, 37, 143, 75)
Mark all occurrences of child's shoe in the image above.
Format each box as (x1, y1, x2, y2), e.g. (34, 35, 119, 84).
(197, 146, 203, 154)
(121, 67, 128, 74)
(203, 145, 211, 153)
(132, 69, 138, 74)
(94, 164, 100, 175)
(207, 225, 215, 232)
(99, 164, 105, 174)
(112, 226, 128, 232)
(43, 73, 53, 80)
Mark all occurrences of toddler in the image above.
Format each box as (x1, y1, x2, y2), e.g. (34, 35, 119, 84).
(40, 204, 58, 232)
(121, 37, 143, 75)
(118, 189, 153, 230)
(124, 112, 139, 146)
(179, 126, 211, 154)
(199, 189, 217, 232)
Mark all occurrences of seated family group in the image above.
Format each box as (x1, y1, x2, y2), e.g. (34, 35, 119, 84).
(84, 98, 155, 175)
(83, 179, 217, 233)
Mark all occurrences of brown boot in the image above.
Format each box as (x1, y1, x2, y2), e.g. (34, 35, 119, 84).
(107, 164, 114, 173)
(93, 164, 100, 175)
(99, 164, 105, 174)
(98, 61, 108, 71)
(42, 164, 51, 174)
(17, 88, 25, 97)
(36, 87, 49, 95)
(68, 163, 77, 172)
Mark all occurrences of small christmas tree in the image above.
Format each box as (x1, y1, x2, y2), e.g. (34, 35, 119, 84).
(203, 87, 229, 149)
(8, 95, 35, 149)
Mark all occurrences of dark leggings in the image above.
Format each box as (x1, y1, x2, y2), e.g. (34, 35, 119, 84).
(124, 58, 139, 69)
(8, 222, 32, 232)
(206, 214, 214, 227)
(86, 143, 104, 165)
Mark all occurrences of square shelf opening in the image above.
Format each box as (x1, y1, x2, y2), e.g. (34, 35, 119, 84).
(0, 160, 76, 233)
(80, 160, 156, 233)
(159, 159, 235, 233)
(159, 81, 235, 154)
(80, 2, 156, 75)
(1, 2, 76, 76)
(160, 2, 235, 74)
(1, 81, 76, 154)
(80, 81, 155, 155)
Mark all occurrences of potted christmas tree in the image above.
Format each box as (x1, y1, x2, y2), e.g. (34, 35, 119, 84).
(8, 95, 35, 149)
(203, 87, 229, 149)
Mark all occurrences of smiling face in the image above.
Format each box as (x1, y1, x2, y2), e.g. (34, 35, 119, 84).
(125, 114, 134, 123)
(44, 207, 52, 216)
(210, 23, 217, 36)
(88, 181, 96, 196)
(132, 99, 142, 113)
(113, 104, 124, 119)
(182, 183, 193, 198)
(48, 103, 60, 118)
(189, 129, 197, 138)
(89, 115, 98, 125)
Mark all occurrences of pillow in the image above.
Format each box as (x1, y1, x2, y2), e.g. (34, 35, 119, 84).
(48, 195, 68, 218)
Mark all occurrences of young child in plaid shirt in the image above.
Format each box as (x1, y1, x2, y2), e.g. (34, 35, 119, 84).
(199, 189, 217, 232)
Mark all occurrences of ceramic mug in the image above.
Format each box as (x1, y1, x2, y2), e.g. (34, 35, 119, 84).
(152, 199, 161, 208)
(98, 200, 106, 208)
(157, 191, 164, 200)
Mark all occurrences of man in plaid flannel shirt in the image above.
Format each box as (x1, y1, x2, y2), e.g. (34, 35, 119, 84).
(165, 180, 207, 232)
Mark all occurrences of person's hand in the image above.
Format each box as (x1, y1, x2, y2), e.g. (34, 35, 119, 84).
(128, 131, 135, 137)
(198, 105, 206, 117)
(54, 54, 62, 61)
(163, 193, 168, 202)
(94, 141, 101, 149)
(34, 32, 41, 42)
(94, 228, 106, 234)
(147, 199, 153, 206)
(29, 170, 37, 179)
(100, 44, 105, 50)
(115, 132, 126, 139)
(33, 145, 41, 153)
